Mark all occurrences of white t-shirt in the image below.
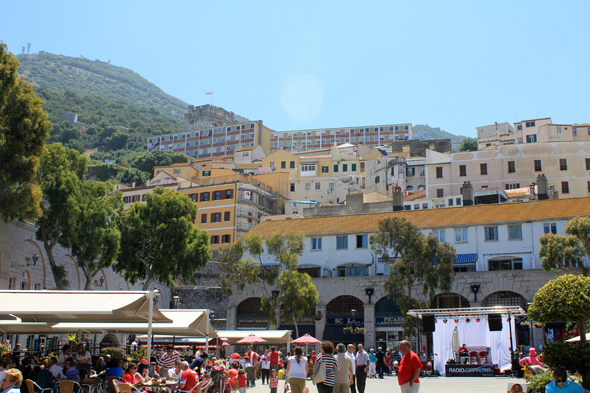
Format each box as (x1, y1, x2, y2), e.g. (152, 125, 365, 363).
(58, 352, 71, 367)
(287, 356, 307, 380)
(346, 352, 356, 375)
(49, 364, 64, 379)
(76, 351, 92, 363)
(261, 355, 270, 370)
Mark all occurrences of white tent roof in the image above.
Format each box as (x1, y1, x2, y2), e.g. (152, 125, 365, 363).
(0, 290, 171, 323)
(566, 332, 590, 342)
(0, 319, 103, 334)
(217, 330, 292, 344)
(53, 309, 217, 338)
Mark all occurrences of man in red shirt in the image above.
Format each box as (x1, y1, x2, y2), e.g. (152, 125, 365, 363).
(245, 346, 258, 387)
(310, 350, 317, 365)
(269, 346, 281, 372)
(397, 341, 421, 393)
(179, 361, 199, 392)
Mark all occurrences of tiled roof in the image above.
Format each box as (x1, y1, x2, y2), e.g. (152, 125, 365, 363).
(404, 190, 426, 201)
(236, 164, 261, 168)
(249, 197, 590, 237)
(236, 146, 257, 151)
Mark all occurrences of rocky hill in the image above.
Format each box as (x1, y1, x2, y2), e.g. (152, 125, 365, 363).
(413, 124, 466, 144)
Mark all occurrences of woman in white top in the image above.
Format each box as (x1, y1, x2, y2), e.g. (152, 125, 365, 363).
(75, 344, 92, 364)
(260, 349, 271, 385)
(57, 345, 72, 367)
(286, 347, 307, 393)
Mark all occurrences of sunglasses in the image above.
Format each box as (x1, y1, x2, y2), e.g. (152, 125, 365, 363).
(555, 379, 566, 383)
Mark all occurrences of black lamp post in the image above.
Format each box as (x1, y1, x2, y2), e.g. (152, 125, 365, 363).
(28, 253, 39, 267)
(470, 283, 481, 302)
(365, 287, 375, 305)
(351, 309, 357, 332)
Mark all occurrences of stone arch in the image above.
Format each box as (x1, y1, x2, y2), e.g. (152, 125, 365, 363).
(431, 292, 470, 309)
(237, 297, 266, 318)
(326, 295, 364, 316)
(374, 296, 402, 317)
(21, 270, 31, 290)
(16, 239, 48, 288)
(481, 291, 527, 309)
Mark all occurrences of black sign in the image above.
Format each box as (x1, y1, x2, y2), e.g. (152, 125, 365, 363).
(445, 364, 495, 377)
(237, 317, 268, 325)
(327, 317, 364, 326)
(375, 316, 405, 326)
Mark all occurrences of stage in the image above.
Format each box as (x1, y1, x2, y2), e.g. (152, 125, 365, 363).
(445, 363, 495, 377)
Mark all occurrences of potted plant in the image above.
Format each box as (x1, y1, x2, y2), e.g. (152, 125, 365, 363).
(355, 327, 366, 335)
(314, 312, 323, 321)
(343, 326, 353, 334)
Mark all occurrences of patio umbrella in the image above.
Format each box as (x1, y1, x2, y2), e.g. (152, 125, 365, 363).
(291, 333, 322, 356)
(236, 334, 267, 344)
(452, 327, 460, 361)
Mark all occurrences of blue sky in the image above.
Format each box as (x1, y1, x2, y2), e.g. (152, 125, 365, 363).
(2, 1, 589, 137)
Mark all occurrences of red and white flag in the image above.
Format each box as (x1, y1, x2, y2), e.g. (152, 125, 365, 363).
(205, 92, 213, 95)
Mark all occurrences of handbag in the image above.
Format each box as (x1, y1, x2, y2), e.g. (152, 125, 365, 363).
(313, 359, 326, 384)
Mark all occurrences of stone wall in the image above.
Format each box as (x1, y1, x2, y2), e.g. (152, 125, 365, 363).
(184, 104, 237, 131)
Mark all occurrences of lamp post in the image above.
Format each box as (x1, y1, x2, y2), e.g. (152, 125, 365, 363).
(28, 253, 39, 267)
(365, 287, 374, 305)
(470, 283, 481, 302)
(351, 309, 357, 333)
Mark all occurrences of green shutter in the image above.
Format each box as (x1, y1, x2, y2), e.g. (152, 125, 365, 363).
(334, 164, 338, 173)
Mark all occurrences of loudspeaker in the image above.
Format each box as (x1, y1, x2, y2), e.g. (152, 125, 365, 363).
(422, 315, 435, 332)
(488, 314, 503, 331)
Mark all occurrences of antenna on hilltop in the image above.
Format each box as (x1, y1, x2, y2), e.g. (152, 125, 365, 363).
(27, 43, 31, 54)
(22, 47, 25, 55)
(108, 58, 111, 64)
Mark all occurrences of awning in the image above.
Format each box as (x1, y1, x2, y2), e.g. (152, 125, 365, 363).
(454, 253, 478, 267)
(0, 290, 171, 323)
(53, 309, 216, 337)
(0, 320, 103, 335)
(216, 330, 292, 344)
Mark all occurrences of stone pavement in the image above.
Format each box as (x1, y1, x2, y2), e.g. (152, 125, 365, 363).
(247, 375, 528, 393)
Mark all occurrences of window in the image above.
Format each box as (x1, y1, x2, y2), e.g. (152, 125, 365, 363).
(456, 198, 462, 206)
(356, 235, 368, 248)
(311, 238, 322, 250)
(224, 211, 230, 221)
(488, 258, 523, 271)
(448, 199, 454, 207)
(352, 163, 357, 171)
(588, 181, 590, 193)
(321, 166, 329, 173)
(305, 183, 311, 190)
(301, 163, 316, 172)
(437, 189, 444, 198)
(210, 235, 219, 245)
(485, 226, 498, 241)
(225, 189, 233, 199)
(414, 204, 420, 210)
(480, 163, 488, 175)
(375, 176, 380, 183)
(423, 203, 429, 209)
(360, 162, 365, 172)
(459, 165, 466, 177)
(222, 234, 231, 243)
(432, 230, 445, 242)
(336, 236, 348, 249)
(544, 223, 557, 234)
(281, 161, 286, 169)
(290, 161, 295, 168)
(455, 228, 468, 242)
(213, 191, 222, 200)
(200, 192, 210, 202)
(508, 225, 522, 240)
(534, 160, 542, 172)
(526, 134, 537, 143)
(508, 161, 515, 173)
(201, 214, 207, 224)
(586, 158, 590, 170)
(574, 128, 578, 136)
(561, 181, 569, 194)
(173, 169, 181, 175)
(315, 182, 320, 190)
(202, 170, 211, 176)
(290, 183, 295, 192)
(342, 164, 348, 172)
(436, 167, 443, 178)
(517, 124, 523, 130)
(557, 127, 562, 134)
(560, 159, 567, 171)
(333, 164, 339, 173)
(123, 196, 131, 203)
(526, 121, 536, 127)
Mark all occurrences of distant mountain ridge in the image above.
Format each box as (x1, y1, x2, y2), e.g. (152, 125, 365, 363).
(412, 124, 467, 144)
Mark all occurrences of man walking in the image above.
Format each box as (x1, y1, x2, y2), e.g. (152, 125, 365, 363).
(334, 344, 353, 393)
(354, 344, 369, 393)
(245, 346, 258, 387)
(375, 347, 385, 379)
(346, 344, 356, 393)
(397, 341, 422, 393)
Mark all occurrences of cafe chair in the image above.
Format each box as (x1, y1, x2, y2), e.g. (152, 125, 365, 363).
(112, 380, 140, 393)
(104, 376, 121, 393)
(25, 379, 53, 393)
(59, 380, 82, 393)
(177, 381, 203, 393)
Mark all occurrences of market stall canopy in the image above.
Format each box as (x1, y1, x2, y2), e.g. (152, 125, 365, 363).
(53, 309, 216, 337)
(217, 330, 292, 344)
(0, 290, 171, 323)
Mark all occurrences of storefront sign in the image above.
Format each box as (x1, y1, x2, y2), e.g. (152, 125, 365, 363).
(327, 317, 364, 326)
(237, 317, 268, 325)
(375, 316, 405, 326)
(445, 364, 495, 377)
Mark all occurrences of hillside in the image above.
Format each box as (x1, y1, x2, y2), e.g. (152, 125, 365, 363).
(17, 52, 188, 120)
(413, 124, 466, 145)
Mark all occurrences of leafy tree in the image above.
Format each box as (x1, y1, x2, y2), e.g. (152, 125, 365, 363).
(64, 181, 123, 290)
(370, 217, 456, 332)
(459, 137, 478, 151)
(94, 163, 120, 181)
(130, 150, 190, 178)
(115, 187, 210, 290)
(117, 167, 150, 187)
(0, 42, 52, 221)
(539, 216, 590, 275)
(220, 231, 319, 337)
(35, 144, 88, 289)
(105, 131, 129, 151)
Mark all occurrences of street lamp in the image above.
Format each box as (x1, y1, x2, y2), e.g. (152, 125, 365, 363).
(351, 309, 357, 332)
(28, 253, 39, 267)
(365, 287, 375, 305)
(470, 283, 481, 302)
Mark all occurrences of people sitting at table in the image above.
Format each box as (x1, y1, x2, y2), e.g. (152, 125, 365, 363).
(36, 358, 55, 389)
(48, 357, 64, 381)
(58, 345, 72, 367)
(123, 363, 140, 385)
(135, 363, 152, 385)
(106, 358, 124, 378)
(178, 361, 199, 392)
(64, 360, 80, 382)
(168, 360, 183, 381)
(2, 368, 23, 393)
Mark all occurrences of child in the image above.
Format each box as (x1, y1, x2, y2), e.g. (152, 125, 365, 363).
(64, 360, 79, 382)
(233, 369, 247, 393)
(269, 369, 278, 393)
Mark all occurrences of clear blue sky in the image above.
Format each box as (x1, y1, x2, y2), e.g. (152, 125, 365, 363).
(2, 1, 590, 137)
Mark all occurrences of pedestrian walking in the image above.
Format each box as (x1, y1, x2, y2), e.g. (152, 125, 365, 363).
(396, 341, 422, 393)
(354, 344, 369, 393)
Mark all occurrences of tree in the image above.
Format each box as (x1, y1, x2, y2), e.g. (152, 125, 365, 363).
(35, 143, 89, 289)
(115, 187, 210, 290)
(539, 216, 590, 275)
(105, 130, 129, 151)
(458, 137, 478, 152)
(527, 274, 590, 388)
(130, 150, 190, 178)
(0, 42, 52, 221)
(63, 181, 123, 290)
(117, 167, 150, 186)
(370, 217, 456, 333)
(220, 231, 319, 337)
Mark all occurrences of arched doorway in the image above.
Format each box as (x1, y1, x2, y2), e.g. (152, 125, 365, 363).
(481, 291, 527, 309)
(431, 293, 470, 309)
(324, 296, 365, 345)
(326, 295, 364, 316)
(374, 296, 406, 350)
(236, 297, 269, 329)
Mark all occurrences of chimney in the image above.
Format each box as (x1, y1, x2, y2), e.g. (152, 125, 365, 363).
(462, 181, 474, 206)
(537, 174, 549, 200)
(393, 187, 404, 211)
(131, 182, 136, 188)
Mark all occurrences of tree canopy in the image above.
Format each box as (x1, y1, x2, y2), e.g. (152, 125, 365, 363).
(0, 42, 52, 221)
(115, 187, 211, 290)
(130, 150, 190, 179)
(458, 137, 478, 151)
(539, 216, 590, 275)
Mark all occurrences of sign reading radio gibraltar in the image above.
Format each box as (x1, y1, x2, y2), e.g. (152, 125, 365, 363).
(445, 364, 495, 377)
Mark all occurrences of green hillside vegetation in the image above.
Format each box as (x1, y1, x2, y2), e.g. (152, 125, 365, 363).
(413, 124, 467, 144)
(17, 52, 188, 120)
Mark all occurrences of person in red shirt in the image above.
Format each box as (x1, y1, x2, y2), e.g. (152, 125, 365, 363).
(310, 350, 317, 365)
(179, 361, 199, 392)
(269, 347, 280, 372)
(397, 341, 422, 393)
(122, 363, 139, 386)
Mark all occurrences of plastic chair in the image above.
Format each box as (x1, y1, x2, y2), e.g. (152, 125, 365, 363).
(177, 381, 203, 393)
(59, 380, 82, 393)
(469, 351, 478, 364)
(112, 380, 139, 393)
(105, 376, 121, 393)
(25, 379, 53, 393)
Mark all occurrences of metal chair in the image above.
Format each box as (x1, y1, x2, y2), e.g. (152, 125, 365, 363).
(25, 379, 53, 393)
(104, 377, 121, 393)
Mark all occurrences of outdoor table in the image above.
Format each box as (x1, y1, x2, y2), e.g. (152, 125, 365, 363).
(136, 380, 180, 393)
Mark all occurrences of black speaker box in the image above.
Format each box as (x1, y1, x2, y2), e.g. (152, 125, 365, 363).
(488, 314, 503, 331)
(422, 315, 435, 332)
